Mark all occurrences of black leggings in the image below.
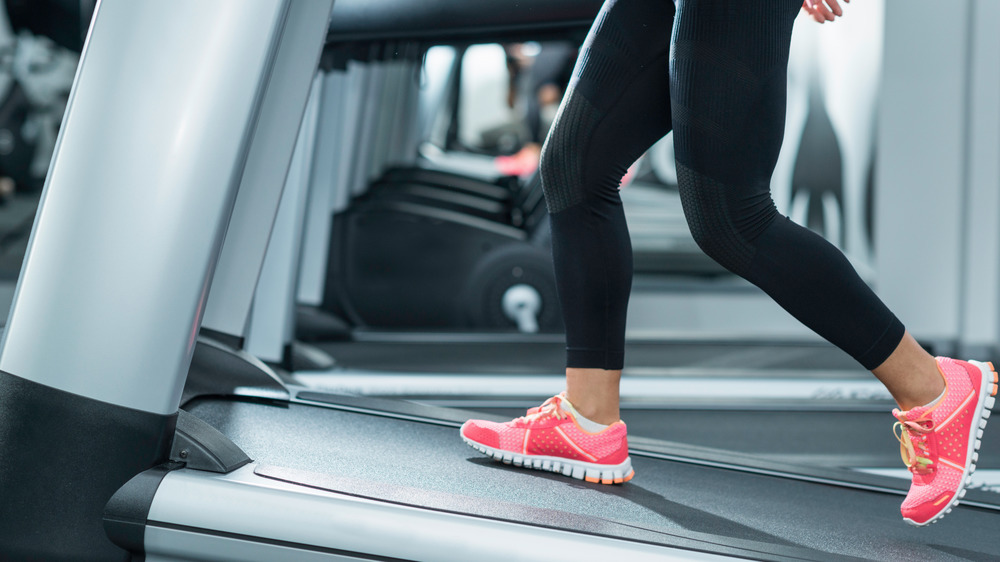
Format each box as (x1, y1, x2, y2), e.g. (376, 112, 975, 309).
(540, 0, 904, 371)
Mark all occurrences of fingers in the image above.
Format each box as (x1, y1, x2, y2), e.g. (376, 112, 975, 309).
(802, 1, 828, 24)
(803, 0, 845, 24)
(811, 0, 836, 23)
(804, 5, 826, 24)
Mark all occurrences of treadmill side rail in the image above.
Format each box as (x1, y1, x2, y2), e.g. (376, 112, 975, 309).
(141, 464, 726, 562)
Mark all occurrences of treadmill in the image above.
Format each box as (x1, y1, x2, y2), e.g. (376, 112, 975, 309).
(1, 1, 998, 561)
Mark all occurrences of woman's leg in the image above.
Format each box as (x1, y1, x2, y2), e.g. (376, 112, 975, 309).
(540, 0, 676, 424)
(671, 0, 995, 525)
(460, 0, 676, 484)
(667, 0, 942, 403)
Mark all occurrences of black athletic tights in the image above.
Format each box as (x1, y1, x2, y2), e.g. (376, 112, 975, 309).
(540, 0, 905, 371)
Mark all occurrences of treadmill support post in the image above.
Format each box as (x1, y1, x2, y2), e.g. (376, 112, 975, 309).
(201, 0, 336, 345)
(0, 1, 312, 559)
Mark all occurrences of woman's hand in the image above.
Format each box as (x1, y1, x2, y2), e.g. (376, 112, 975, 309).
(802, 0, 847, 23)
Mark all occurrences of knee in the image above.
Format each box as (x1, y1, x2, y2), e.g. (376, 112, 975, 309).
(677, 164, 778, 275)
(539, 145, 576, 215)
(539, 93, 599, 214)
(538, 130, 568, 201)
(682, 192, 753, 275)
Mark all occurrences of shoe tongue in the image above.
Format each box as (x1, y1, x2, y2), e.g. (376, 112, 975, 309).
(556, 396, 581, 419)
(523, 397, 565, 424)
(897, 404, 933, 424)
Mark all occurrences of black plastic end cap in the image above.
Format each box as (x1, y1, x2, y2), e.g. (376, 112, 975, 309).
(170, 409, 252, 473)
(103, 464, 177, 555)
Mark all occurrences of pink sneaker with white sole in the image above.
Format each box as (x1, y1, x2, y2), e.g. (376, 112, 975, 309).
(460, 394, 634, 484)
(892, 357, 998, 526)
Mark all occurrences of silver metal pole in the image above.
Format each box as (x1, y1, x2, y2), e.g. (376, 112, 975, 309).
(201, 0, 336, 344)
(297, 69, 347, 306)
(333, 60, 368, 212)
(0, 2, 293, 558)
(0, 0, 291, 415)
(247, 77, 322, 363)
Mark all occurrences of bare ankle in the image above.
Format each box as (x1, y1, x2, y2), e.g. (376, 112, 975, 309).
(568, 399, 620, 425)
(896, 365, 946, 411)
(873, 333, 946, 411)
(564, 367, 622, 425)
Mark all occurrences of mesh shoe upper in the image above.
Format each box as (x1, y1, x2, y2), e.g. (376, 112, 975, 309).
(461, 394, 629, 465)
(892, 357, 990, 524)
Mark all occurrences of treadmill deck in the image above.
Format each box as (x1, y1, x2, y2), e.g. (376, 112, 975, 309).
(185, 395, 1000, 561)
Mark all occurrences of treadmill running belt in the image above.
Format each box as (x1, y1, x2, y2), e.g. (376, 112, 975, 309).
(185, 398, 1000, 561)
(314, 340, 862, 374)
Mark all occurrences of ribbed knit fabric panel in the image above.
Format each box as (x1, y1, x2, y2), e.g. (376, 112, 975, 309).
(676, 163, 776, 276)
(540, 0, 673, 214)
(540, 87, 602, 214)
(669, 0, 792, 282)
(670, 0, 799, 189)
(572, 0, 662, 108)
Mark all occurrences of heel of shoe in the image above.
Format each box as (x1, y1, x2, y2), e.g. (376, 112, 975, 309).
(964, 360, 996, 494)
(972, 360, 998, 408)
(986, 361, 998, 406)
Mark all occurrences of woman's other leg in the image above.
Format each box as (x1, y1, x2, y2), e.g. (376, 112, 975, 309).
(540, 0, 676, 423)
(668, 0, 941, 406)
(669, 0, 995, 525)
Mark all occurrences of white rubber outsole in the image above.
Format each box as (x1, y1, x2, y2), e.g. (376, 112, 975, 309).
(904, 360, 998, 527)
(461, 434, 635, 485)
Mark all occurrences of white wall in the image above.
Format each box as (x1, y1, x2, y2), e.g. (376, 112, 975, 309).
(876, 0, 1000, 354)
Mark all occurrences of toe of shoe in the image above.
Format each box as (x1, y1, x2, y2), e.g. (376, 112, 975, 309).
(460, 419, 501, 448)
(900, 490, 954, 525)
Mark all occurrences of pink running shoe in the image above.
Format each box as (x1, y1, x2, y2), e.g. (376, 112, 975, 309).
(892, 358, 998, 526)
(460, 394, 634, 484)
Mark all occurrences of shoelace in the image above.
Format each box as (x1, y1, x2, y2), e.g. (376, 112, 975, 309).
(893, 416, 935, 474)
(517, 395, 568, 423)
